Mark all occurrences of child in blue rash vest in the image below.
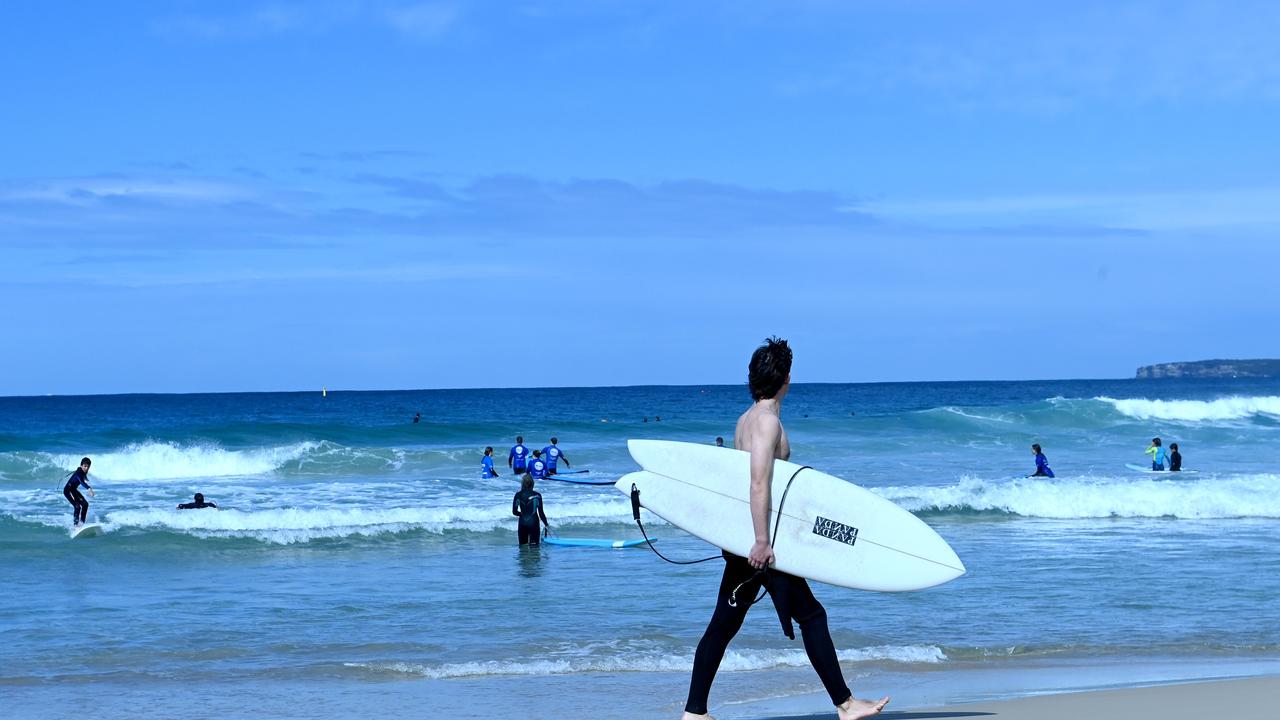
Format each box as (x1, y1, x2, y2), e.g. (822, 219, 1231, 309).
(63, 457, 95, 526)
(1030, 444, 1054, 478)
(527, 450, 548, 479)
(508, 436, 529, 474)
(512, 474, 550, 545)
(541, 437, 569, 475)
(1168, 443, 1182, 472)
(1145, 437, 1167, 471)
(481, 447, 500, 478)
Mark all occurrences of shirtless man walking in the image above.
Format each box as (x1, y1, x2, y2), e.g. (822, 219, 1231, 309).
(681, 337, 889, 720)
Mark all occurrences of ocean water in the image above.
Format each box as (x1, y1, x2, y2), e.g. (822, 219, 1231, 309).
(2, 379, 1279, 719)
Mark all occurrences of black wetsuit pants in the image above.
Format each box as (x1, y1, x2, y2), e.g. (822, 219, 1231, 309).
(64, 485, 88, 524)
(518, 519, 540, 545)
(685, 552, 851, 715)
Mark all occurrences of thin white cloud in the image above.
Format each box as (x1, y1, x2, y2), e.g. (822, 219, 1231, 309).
(151, 1, 458, 40)
(384, 3, 458, 39)
(0, 177, 253, 204)
(866, 185, 1280, 231)
(778, 1, 1280, 110)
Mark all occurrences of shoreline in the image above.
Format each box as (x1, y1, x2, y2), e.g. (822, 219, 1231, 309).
(736, 672, 1280, 720)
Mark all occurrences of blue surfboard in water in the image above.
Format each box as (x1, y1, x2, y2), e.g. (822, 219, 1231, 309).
(542, 537, 652, 549)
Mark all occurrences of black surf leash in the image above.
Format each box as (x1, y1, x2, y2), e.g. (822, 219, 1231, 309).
(629, 464, 812, 608)
(629, 484, 719, 565)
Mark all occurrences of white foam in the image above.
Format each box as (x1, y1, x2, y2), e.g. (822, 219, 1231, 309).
(1097, 395, 1280, 422)
(938, 407, 1015, 423)
(345, 644, 945, 679)
(48, 441, 321, 481)
(104, 497, 639, 544)
(881, 474, 1280, 519)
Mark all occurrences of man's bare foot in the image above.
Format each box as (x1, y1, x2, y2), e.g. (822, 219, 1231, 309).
(837, 696, 889, 720)
(681, 713, 713, 720)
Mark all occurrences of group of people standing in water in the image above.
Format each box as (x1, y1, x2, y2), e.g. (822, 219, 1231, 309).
(482, 436, 573, 546)
(1029, 436, 1185, 477)
(480, 435, 571, 480)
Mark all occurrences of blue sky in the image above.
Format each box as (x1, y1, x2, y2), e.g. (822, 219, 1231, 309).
(3, 1, 1279, 394)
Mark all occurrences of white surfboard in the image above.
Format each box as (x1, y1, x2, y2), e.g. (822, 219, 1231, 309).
(70, 523, 103, 539)
(618, 439, 964, 592)
(1124, 463, 1198, 475)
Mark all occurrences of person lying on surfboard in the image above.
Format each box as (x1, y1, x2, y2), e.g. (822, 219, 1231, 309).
(177, 493, 217, 510)
(681, 337, 889, 720)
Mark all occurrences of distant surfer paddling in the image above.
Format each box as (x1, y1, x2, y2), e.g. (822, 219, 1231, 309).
(681, 337, 889, 720)
(63, 457, 95, 527)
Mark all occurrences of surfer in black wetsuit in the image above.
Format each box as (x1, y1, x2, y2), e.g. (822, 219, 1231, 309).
(63, 457, 95, 526)
(1168, 443, 1182, 472)
(177, 493, 217, 510)
(511, 474, 550, 545)
(682, 338, 888, 720)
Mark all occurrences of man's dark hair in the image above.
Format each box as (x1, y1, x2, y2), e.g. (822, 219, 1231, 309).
(521, 474, 535, 492)
(80, 457, 92, 466)
(516, 436, 523, 443)
(748, 337, 792, 400)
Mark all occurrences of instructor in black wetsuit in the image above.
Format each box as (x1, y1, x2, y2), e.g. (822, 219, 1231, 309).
(512, 474, 550, 545)
(63, 457, 95, 526)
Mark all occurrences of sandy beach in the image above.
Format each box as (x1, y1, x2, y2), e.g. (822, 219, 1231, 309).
(746, 675, 1278, 720)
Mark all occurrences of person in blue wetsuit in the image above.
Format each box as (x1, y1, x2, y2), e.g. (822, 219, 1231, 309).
(541, 437, 570, 475)
(481, 447, 500, 478)
(512, 474, 550, 545)
(1145, 437, 1167, 471)
(527, 450, 548, 479)
(1030, 444, 1054, 478)
(1168, 443, 1182, 472)
(508, 436, 529, 475)
(63, 457, 95, 526)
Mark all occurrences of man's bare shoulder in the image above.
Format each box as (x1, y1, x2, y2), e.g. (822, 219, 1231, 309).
(743, 407, 781, 435)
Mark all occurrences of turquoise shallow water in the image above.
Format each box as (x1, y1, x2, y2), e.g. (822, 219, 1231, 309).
(2, 379, 1279, 718)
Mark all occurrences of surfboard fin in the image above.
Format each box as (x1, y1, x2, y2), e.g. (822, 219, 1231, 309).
(630, 483, 642, 522)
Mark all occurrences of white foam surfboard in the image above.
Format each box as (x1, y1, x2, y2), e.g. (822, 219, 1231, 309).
(618, 439, 965, 592)
(70, 523, 103, 539)
(1124, 463, 1199, 475)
